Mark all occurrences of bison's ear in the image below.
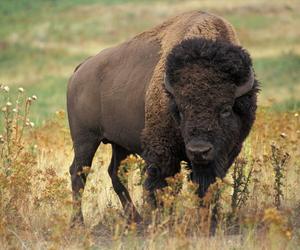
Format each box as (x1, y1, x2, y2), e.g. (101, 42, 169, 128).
(164, 73, 174, 95)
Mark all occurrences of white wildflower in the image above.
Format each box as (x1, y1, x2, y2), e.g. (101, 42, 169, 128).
(3, 86, 9, 92)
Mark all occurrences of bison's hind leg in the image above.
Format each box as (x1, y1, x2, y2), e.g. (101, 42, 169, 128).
(69, 131, 101, 227)
(108, 144, 142, 223)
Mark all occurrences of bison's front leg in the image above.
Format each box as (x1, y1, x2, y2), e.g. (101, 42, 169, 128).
(143, 159, 181, 210)
(143, 164, 167, 209)
(141, 116, 182, 213)
(108, 143, 142, 223)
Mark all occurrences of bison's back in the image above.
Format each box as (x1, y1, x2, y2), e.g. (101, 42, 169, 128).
(67, 10, 239, 153)
(67, 36, 161, 152)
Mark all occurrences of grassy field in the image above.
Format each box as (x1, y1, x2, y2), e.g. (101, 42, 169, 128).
(0, 0, 300, 249)
(1, 0, 300, 121)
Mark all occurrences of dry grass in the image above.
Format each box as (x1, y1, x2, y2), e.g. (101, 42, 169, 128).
(0, 86, 299, 249)
(1, 0, 299, 122)
(0, 0, 300, 248)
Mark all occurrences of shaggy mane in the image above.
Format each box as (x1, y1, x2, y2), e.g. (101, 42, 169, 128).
(165, 38, 253, 87)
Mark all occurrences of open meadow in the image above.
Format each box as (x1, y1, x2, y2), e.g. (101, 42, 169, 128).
(0, 0, 300, 249)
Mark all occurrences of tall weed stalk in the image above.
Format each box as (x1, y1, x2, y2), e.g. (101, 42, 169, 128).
(0, 85, 37, 242)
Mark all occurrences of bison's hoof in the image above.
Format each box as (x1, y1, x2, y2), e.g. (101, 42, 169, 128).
(132, 213, 143, 224)
(70, 213, 84, 229)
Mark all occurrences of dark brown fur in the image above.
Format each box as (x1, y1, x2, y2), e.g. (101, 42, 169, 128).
(160, 38, 258, 197)
(67, 10, 258, 226)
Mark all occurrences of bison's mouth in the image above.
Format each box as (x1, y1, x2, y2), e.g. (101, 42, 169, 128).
(189, 157, 211, 166)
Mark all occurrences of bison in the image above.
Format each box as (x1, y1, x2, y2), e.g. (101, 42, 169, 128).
(67, 10, 258, 225)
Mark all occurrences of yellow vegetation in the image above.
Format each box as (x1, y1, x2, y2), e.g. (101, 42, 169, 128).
(0, 86, 299, 249)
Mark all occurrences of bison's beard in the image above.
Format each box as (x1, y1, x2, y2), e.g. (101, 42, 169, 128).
(214, 155, 228, 178)
(191, 168, 216, 198)
(191, 154, 228, 198)
(190, 144, 241, 197)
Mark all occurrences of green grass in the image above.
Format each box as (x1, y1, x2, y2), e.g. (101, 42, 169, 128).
(0, 0, 160, 40)
(253, 53, 300, 110)
(226, 13, 276, 30)
(1, 77, 67, 127)
(0, 0, 299, 124)
(271, 99, 300, 112)
(0, 43, 86, 80)
(254, 53, 300, 88)
(26, 76, 68, 122)
(0, 0, 151, 16)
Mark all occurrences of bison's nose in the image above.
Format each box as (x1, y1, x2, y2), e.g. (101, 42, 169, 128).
(186, 140, 214, 163)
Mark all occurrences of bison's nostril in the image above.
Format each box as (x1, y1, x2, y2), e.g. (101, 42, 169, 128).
(195, 145, 212, 154)
(186, 141, 214, 162)
(187, 143, 212, 154)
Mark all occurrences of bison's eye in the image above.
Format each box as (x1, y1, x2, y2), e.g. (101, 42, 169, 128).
(220, 105, 232, 118)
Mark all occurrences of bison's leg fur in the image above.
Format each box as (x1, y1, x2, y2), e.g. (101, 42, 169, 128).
(143, 165, 167, 209)
(108, 144, 142, 223)
(143, 163, 181, 210)
(69, 134, 101, 227)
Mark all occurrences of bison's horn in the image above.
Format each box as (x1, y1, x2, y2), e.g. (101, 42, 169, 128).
(235, 68, 254, 98)
(164, 73, 174, 95)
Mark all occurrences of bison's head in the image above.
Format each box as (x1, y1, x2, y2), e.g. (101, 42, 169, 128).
(165, 38, 258, 196)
